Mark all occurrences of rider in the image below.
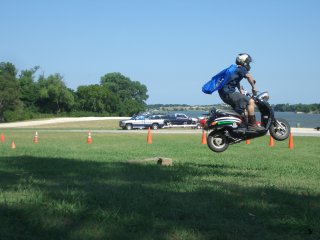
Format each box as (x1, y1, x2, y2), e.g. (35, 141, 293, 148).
(218, 53, 264, 131)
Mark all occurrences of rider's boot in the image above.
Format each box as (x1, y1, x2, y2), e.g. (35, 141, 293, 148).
(248, 115, 264, 131)
(239, 116, 247, 129)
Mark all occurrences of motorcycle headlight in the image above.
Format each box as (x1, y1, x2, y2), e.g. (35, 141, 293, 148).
(257, 92, 269, 101)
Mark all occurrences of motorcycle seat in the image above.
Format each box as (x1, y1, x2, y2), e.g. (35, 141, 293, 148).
(216, 109, 242, 117)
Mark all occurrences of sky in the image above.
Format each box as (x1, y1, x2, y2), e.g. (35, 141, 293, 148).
(1, 0, 320, 105)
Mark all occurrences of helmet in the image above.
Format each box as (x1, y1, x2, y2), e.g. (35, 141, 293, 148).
(236, 53, 252, 71)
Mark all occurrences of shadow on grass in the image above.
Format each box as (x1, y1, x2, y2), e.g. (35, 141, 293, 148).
(0, 156, 319, 240)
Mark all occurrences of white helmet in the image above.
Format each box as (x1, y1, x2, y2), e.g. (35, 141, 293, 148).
(236, 53, 252, 71)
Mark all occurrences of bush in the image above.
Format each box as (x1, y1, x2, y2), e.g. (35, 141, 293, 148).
(3, 109, 35, 122)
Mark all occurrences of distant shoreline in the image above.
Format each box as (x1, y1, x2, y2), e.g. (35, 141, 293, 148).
(147, 104, 320, 115)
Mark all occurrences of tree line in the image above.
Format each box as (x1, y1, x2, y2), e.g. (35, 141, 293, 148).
(0, 62, 148, 122)
(149, 103, 320, 114)
(273, 103, 320, 114)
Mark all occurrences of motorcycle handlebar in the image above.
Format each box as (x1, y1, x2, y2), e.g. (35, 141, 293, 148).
(244, 90, 259, 99)
(240, 86, 258, 98)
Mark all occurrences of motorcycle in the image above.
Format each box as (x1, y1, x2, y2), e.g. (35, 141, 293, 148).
(201, 89, 291, 153)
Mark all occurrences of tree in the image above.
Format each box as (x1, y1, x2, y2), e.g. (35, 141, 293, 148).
(76, 84, 119, 113)
(0, 62, 17, 77)
(17, 66, 40, 110)
(100, 72, 148, 115)
(37, 74, 75, 114)
(118, 99, 147, 116)
(0, 62, 21, 121)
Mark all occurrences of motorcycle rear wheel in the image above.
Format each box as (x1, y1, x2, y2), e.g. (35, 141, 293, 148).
(269, 118, 291, 141)
(207, 131, 229, 153)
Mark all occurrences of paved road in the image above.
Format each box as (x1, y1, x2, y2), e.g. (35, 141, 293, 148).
(109, 128, 320, 137)
(12, 128, 320, 137)
(0, 117, 319, 137)
(289, 128, 320, 137)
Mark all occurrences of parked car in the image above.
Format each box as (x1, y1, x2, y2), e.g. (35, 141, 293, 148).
(164, 113, 198, 126)
(148, 114, 167, 120)
(119, 115, 166, 130)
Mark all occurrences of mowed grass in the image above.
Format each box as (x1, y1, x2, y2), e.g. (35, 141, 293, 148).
(0, 125, 319, 239)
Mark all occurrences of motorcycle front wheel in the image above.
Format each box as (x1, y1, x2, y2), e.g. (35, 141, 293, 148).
(269, 118, 291, 141)
(207, 131, 229, 153)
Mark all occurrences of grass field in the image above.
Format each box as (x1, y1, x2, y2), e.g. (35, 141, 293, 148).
(0, 121, 319, 240)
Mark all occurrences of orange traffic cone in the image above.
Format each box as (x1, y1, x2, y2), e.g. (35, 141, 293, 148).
(11, 141, 16, 149)
(269, 135, 274, 147)
(147, 127, 152, 144)
(246, 139, 250, 144)
(288, 133, 294, 150)
(87, 131, 92, 144)
(34, 131, 39, 143)
(201, 130, 207, 144)
(1, 133, 4, 142)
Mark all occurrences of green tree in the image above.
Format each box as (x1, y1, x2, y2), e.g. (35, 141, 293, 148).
(100, 72, 148, 115)
(0, 62, 21, 121)
(0, 62, 17, 76)
(118, 99, 146, 116)
(37, 74, 75, 114)
(17, 66, 40, 110)
(76, 85, 119, 113)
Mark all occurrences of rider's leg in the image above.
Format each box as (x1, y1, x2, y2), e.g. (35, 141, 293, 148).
(247, 99, 255, 116)
(242, 109, 248, 128)
(247, 99, 264, 131)
(225, 93, 248, 128)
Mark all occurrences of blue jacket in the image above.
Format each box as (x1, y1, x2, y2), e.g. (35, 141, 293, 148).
(202, 64, 237, 94)
(219, 66, 248, 94)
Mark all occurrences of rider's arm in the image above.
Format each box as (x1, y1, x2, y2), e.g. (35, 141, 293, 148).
(245, 73, 257, 95)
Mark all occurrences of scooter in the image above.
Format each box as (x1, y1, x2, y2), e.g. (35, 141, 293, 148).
(201, 90, 291, 153)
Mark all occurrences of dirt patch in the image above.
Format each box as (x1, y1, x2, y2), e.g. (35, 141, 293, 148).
(126, 157, 173, 166)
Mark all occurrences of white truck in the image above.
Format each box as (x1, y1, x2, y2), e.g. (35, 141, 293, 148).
(119, 115, 166, 130)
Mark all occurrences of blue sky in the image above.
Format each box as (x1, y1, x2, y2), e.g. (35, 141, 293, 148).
(1, 0, 320, 105)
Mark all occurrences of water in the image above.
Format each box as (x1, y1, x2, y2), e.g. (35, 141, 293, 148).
(167, 110, 320, 128)
(272, 112, 320, 128)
